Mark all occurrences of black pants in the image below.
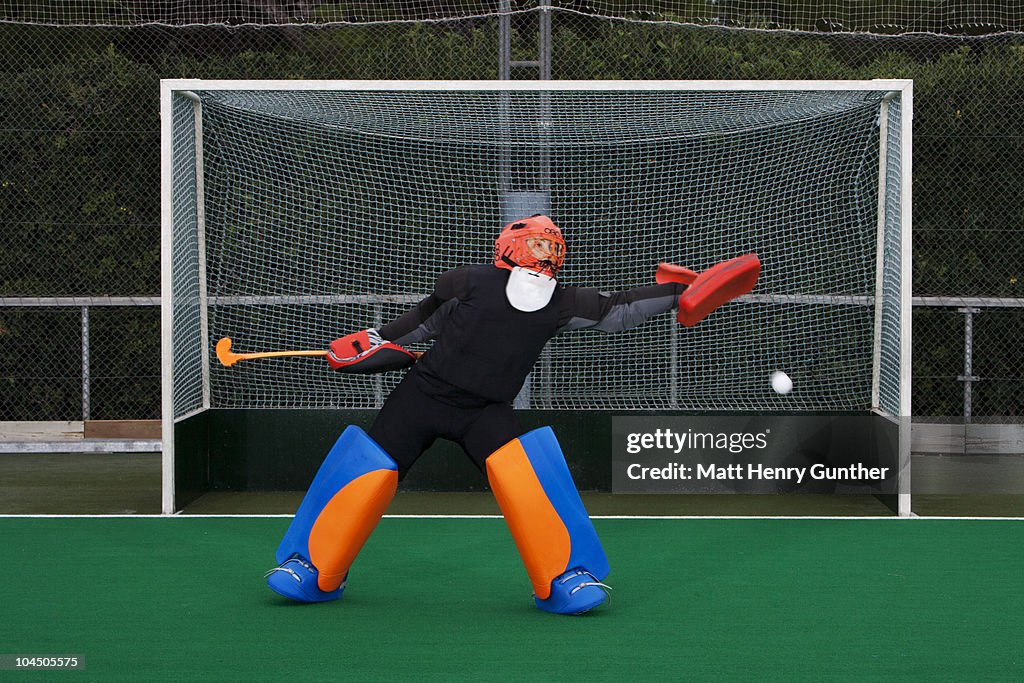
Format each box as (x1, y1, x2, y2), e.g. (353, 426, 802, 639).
(368, 371, 523, 479)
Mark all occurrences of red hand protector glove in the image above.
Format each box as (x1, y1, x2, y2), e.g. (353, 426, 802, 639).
(327, 329, 417, 374)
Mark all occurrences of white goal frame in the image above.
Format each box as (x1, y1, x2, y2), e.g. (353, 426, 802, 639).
(160, 79, 913, 516)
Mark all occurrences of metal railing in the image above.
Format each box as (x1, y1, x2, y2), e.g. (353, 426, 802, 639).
(0, 297, 160, 421)
(3, 295, 1021, 421)
(916, 297, 1024, 421)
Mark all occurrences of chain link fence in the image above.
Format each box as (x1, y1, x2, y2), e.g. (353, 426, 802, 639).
(1, 2, 1022, 421)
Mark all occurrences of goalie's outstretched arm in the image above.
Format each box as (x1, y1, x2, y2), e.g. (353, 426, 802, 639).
(557, 282, 686, 333)
(326, 267, 469, 372)
(557, 253, 760, 333)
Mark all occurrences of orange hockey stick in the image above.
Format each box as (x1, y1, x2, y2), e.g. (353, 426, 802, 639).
(215, 337, 326, 367)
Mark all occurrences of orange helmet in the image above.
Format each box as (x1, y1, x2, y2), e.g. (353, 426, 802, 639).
(493, 214, 566, 277)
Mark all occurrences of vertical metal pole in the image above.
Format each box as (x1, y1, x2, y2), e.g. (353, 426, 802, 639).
(81, 305, 90, 420)
(897, 85, 913, 518)
(538, 1, 552, 80)
(964, 310, 973, 421)
(160, 83, 177, 514)
(498, 0, 511, 80)
(498, 0, 512, 195)
(958, 307, 979, 422)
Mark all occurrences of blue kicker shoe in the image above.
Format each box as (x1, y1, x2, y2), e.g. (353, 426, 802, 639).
(534, 568, 611, 615)
(265, 554, 345, 603)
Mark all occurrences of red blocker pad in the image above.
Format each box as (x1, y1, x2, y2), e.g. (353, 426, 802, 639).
(276, 425, 398, 592)
(486, 427, 610, 600)
(677, 252, 760, 327)
(327, 329, 416, 374)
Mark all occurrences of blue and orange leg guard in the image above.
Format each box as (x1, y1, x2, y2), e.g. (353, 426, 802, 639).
(266, 425, 397, 603)
(486, 427, 611, 615)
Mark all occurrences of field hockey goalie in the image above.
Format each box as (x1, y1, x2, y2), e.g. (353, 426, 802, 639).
(264, 214, 759, 615)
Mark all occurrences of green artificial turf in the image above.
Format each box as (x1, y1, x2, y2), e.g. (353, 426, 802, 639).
(1, 517, 1022, 681)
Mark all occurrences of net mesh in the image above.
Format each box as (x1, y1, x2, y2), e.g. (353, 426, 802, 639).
(169, 84, 906, 415)
(3, 2, 1021, 34)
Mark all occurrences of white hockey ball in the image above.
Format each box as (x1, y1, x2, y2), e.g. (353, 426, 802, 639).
(770, 371, 793, 395)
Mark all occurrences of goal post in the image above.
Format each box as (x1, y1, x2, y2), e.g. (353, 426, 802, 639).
(160, 79, 912, 515)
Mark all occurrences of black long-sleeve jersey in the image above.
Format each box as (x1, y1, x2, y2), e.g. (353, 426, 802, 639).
(379, 264, 684, 405)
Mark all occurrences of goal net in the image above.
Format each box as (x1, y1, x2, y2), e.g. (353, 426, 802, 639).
(161, 80, 911, 509)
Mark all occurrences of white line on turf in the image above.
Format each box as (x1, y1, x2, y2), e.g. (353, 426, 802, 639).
(1, 514, 1023, 520)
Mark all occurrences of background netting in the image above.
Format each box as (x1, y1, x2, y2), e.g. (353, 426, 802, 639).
(1, 2, 1021, 420)
(3, 2, 1022, 33)
(170, 86, 903, 414)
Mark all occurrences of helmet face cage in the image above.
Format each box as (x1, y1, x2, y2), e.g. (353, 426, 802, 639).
(494, 215, 566, 276)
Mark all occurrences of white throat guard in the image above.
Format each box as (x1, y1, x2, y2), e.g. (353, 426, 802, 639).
(506, 266, 557, 312)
